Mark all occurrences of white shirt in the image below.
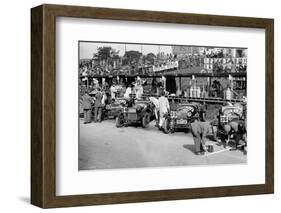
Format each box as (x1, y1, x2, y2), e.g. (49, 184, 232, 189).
(124, 87, 132, 98)
(149, 97, 159, 110)
(135, 85, 143, 99)
(158, 96, 170, 116)
(110, 85, 117, 99)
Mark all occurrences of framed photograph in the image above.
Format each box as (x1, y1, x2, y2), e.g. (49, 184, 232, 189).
(31, 4, 274, 208)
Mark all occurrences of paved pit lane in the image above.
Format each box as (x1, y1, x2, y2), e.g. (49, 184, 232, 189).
(79, 119, 246, 170)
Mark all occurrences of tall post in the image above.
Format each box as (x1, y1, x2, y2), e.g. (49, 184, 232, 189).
(178, 76, 182, 96)
(179, 77, 182, 91)
(208, 77, 211, 97)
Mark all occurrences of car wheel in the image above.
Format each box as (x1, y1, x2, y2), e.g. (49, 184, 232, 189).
(163, 118, 171, 134)
(141, 112, 150, 128)
(116, 115, 124, 128)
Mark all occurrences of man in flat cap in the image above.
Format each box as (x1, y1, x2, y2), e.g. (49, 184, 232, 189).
(81, 90, 94, 124)
(94, 87, 103, 123)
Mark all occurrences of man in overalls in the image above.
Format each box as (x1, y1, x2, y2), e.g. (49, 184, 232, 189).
(190, 120, 211, 155)
(82, 90, 94, 124)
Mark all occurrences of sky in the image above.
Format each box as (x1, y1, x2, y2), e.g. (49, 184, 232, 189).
(79, 41, 173, 59)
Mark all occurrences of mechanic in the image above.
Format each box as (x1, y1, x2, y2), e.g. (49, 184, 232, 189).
(81, 90, 94, 124)
(169, 94, 178, 111)
(224, 120, 247, 149)
(199, 102, 207, 121)
(110, 83, 117, 100)
(134, 78, 144, 99)
(149, 97, 160, 127)
(94, 87, 103, 123)
(158, 90, 170, 129)
(124, 84, 133, 99)
(190, 120, 211, 155)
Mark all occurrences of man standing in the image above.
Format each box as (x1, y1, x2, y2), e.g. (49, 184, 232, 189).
(82, 90, 93, 124)
(158, 91, 170, 129)
(94, 87, 103, 123)
(124, 84, 133, 99)
(135, 79, 144, 99)
(190, 120, 211, 155)
(110, 83, 117, 100)
(199, 102, 207, 121)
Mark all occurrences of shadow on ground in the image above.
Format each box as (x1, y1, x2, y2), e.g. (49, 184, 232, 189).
(182, 144, 197, 154)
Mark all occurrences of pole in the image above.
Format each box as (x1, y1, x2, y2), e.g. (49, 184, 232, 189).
(179, 77, 182, 95)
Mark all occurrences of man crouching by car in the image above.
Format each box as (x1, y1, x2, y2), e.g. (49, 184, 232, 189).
(190, 119, 211, 155)
(223, 120, 247, 151)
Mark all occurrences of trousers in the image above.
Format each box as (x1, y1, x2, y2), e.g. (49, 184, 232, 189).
(191, 132, 206, 153)
(83, 109, 91, 123)
(94, 107, 102, 122)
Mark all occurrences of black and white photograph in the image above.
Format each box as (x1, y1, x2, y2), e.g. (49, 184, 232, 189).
(78, 41, 247, 170)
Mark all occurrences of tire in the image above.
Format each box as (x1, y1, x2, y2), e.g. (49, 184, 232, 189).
(163, 118, 171, 134)
(116, 115, 124, 128)
(141, 112, 150, 128)
(184, 128, 189, 134)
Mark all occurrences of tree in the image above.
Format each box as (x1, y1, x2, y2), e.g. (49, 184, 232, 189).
(144, 52, 156, 64)
(123, 50, 142, 65)
(93, 47, 120, 68)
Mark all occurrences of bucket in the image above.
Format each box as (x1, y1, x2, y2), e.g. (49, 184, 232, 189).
(207, 145, 214, 152)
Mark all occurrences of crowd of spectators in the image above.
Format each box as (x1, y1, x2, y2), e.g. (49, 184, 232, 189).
(152, 60, 179, 72)
(203, 57, 247, 73)
(79, 51, 247, 78)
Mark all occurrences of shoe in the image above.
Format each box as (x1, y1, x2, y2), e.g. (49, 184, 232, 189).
(202, 145, 207, 152)
(200, 151, 206, 155)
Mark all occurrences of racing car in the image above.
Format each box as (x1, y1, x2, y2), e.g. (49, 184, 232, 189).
(162, 102, 203, 134)
(115, 99, 155, 128)
(103, 98, 127, 119)
(211, 103, 247, 152)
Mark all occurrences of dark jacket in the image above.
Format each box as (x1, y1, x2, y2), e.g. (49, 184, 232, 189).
(82, 93, 93, 110)
(190, 121, 210, 137)
(94, 91, 103, 108)
(224, 120, 246, 135)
